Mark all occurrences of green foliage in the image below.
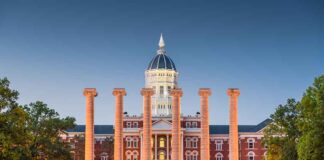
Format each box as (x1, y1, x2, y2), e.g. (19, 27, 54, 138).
(0, 78, 31, 159)
(0, 77, 76, 159)
(263, 99, 300, 160)
(25, 101, 76, 159)
(297, 75, 324, 160)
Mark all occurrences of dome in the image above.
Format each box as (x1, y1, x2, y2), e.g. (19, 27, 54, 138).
(147, 34, 177, 71)
(147, 53, 177, 71)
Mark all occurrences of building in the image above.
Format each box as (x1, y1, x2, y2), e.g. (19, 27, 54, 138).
(64, 35, 270, 160)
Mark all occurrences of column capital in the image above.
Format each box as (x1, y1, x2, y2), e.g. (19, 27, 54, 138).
(227, 88, 240, 97)
(113, 88, 127, 96)
(199, 88, 212, 97)
(140, 88, 154, 96)
(83, 88, 97, 97)
(170, 88, 183, 97)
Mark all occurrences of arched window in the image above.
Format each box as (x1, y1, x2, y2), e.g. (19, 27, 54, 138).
(100, 152, 108, 160)
(160, 137, 165, 148)
(133, 151, 139, 160)
(192, 151, 198, 160)
(125, 151, 132, 160)
(247, 138, 255, 149)
(186, 137, 191, 148)
(215, 153, 223, 160)
(133, 138, 138, 148)
(126, 137, 132, 148)
(185, 151, 192, 160)
(248, 151, 255, 160)
(159, 151, 165, 160)
(192, 138, 198, 148)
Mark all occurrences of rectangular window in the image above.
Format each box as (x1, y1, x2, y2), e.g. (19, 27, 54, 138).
(167, 86, 171, 94)
(133, 122, 138, 128)
(216, 140, 223, 151)
(186, 122, 191, 128)
(160, 86, 164, 95)
(126, 122, 132, 128)
(192, 122, 197, 128)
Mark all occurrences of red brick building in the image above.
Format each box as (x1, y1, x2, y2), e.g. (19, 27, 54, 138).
(64, 35, 270, 160)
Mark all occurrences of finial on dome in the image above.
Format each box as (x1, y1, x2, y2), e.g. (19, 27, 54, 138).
(159, 33, 165, 48)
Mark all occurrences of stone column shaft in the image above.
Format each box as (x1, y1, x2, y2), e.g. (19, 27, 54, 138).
(84, 88, 97, 160)
(199, 88, 212, 160)
(113, 88, 127, 160)
(227, 88, 240, 160)
(141, 88, 154, 160)
(170, 88, 183, 160)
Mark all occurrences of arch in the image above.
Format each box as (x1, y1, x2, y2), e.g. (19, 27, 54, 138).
(247, 151, 255, 160)
(160, 137, 165, 147)
(159, 151, 166, 160)
(192, 150, 198, 160)
(215, 152, 223, 160)
(100, 152, 108, 160)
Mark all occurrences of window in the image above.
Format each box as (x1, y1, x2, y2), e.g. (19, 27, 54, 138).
(216, 140, 223, 151)
(186, 138, 191, 148)
(215, 153, 223, 160)
(126, 138, 132, 148)
(248, 151, 255, 160)
(192, 122, 197, 128)
(100, 152, 108, 160)
(160, 86, 164, 95)
(160, 137, 165, 148)
(133, 151, 139, 160)
(192, 151, 198, 160)
(186, 122, 191, 128)
(133, 122, 138, 128)
(133, 138, 138, 148)
(159, 151, 165, 160)
(192, 138, 198, 148)
(126, 122, 132, 128)
(185, 151, 191, 160)
(167, 86, 171, 94)
(126, 151, 132, 160)
(247, 138, 255, 149)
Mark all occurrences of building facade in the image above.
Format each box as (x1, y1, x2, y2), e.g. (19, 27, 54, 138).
(64, 35, 270, 160)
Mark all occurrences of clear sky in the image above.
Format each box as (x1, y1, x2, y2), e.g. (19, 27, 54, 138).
(0, 0, 323, 125)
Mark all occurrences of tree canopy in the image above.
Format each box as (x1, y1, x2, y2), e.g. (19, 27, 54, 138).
(263, 75, 324, 160)
(0, 77, 76, 160)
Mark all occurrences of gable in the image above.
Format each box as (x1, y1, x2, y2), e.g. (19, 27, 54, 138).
(152, 119, 172, 130)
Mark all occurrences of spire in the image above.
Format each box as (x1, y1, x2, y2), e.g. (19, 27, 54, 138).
(159, 33, 165, 48)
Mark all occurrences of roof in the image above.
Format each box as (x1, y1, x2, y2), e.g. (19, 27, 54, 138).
(209, 119, 272, 134)
(147, 53, 177, 71)
(66, 125, 114, 134)
(66, 119, 271, 135)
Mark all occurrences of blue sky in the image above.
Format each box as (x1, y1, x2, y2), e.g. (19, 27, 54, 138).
(0, 0, 323, 125)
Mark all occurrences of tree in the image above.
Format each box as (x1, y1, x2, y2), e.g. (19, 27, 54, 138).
(0, 77, 76, 159)
(263, 99, 300, 160)
(297, 75, 324, 160)
(0, 77, 31, 159)
(24, 101, 76, 160)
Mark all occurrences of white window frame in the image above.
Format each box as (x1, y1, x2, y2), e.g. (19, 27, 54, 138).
(215, 140, 223, 151)
(248, 151, 255, 160)
(247, 138, 255, 149)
